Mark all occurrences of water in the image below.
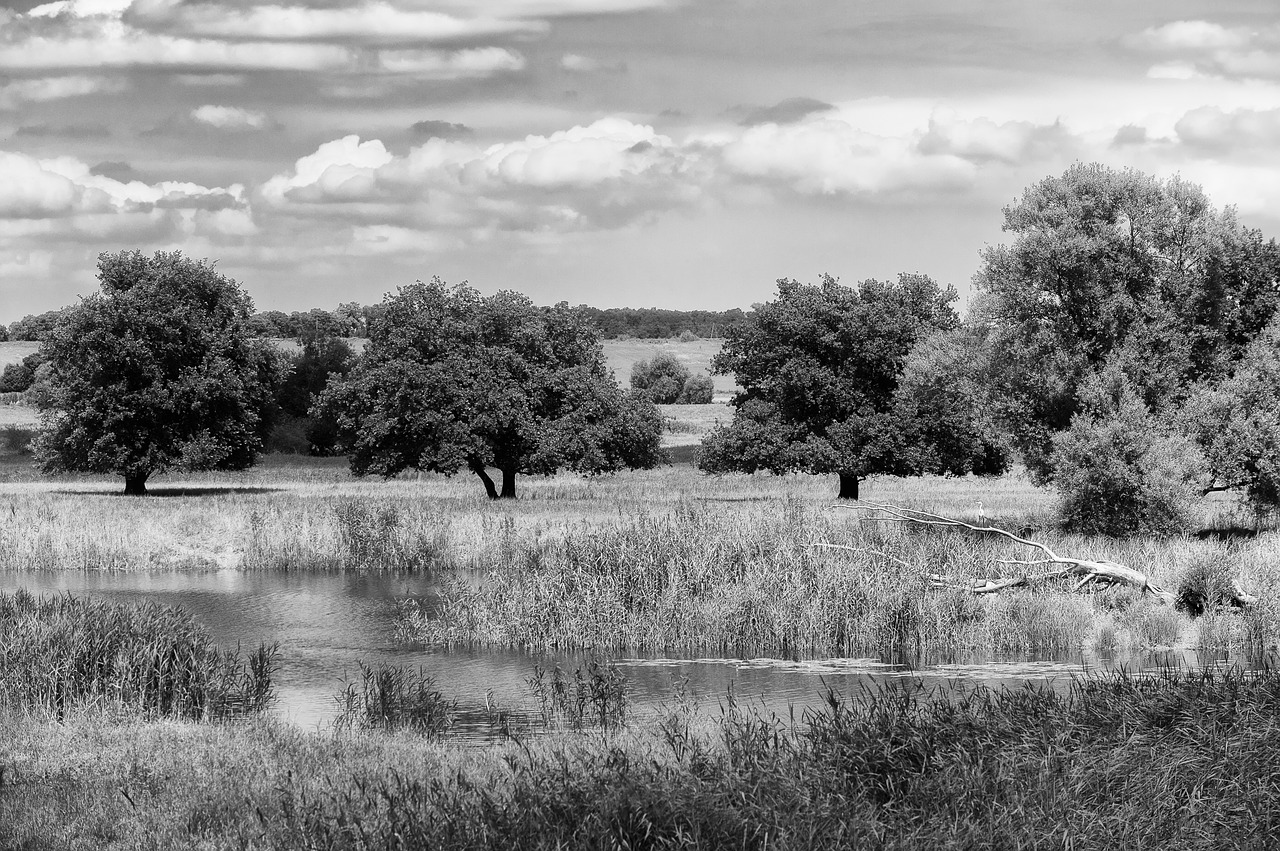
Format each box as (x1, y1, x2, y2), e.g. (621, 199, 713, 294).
(0, 569, 1234, 735)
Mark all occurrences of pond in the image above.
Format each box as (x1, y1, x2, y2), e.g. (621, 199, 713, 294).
(0, 569, 1237, 737)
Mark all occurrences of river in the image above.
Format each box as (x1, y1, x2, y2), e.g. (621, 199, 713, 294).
(0, 569, 1234, 737)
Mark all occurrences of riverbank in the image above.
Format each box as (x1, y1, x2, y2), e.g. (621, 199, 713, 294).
(1, 462, 1276, 657)
(4, 666, 1280, 849)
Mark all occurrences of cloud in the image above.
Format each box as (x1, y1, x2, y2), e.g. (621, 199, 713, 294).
(409, 119, 473, 139)
(126, 0, 544, 45)
(717, 117, 975, 196)
(377, 47, 524, 77)
(14, 122, 112, 138)
(0, 74, 127, 108)
(917, 113, 1076, 164)
(1111, 124, 1148, 147)
(1174, 106, 1280, 153)
(1126, 19, 1280, 80)
(736, 97, 835, 127)
(190, 104, 268, 129)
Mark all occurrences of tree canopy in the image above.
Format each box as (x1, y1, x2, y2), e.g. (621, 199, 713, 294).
(699, 273, 995, 498)
(317, 279, 664, 498)
(33, 250, 282, 495)
(975, 163, 1280, 481)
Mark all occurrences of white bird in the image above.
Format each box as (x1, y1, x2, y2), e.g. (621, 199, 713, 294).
(976, 500, 988, 528)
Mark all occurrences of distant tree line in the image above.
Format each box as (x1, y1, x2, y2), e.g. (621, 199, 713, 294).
(571, 306, 745, 339)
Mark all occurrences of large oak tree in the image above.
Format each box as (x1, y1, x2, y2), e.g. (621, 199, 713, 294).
(33, 250, 282, 495)
(699, 273, 999, 499)
(317, 279, 663, 498)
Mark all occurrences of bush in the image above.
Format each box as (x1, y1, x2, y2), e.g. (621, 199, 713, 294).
(676, 374, 714, 404)
(1053, 366, 1202, 535)
(630, 351, 690, 404)
(677, 329, 699, 342)
(0, 361, 34, 393)
(0, 426, 36, 455)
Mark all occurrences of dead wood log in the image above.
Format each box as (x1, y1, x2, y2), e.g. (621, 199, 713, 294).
(825, 501, 1254, 609)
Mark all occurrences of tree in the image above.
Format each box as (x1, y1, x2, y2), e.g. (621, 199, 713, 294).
(630, 352, 690, 403)
(975, 164, 1280, 481)
(317, 279, 664, 499)
(1182, 317, 1280, 514)
(677, 374, 714, 404)
(8, 309, 65, 341)
(699, 273, 976, 499)
(277, 328, 355, 455)
(33, 250, 282, 495)
(1051, 364, 1203, 536)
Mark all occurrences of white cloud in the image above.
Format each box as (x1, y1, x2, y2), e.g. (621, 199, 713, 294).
(191, 104, 268, 129)
(1126, 20, 1250, 53)
(1146, 62, 1202, 81)
(0, 74, 127, 109)
(28, 0, 134, 19)
(377, 47, 524, 77)
(1126, 19, 1280, 81)
(127, 0, 544, 44)
(560, 53, 597, 72)
(917, 113, 1076, 164)
(1174, 106, 1280, 153)
(0, 23, 357, 70)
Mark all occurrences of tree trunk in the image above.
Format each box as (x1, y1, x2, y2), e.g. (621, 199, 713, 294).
(470, 461, 499, 500)
(500, 467, 516, 499)
(837, 473, 859, 500)
(124, 472, 148, 496)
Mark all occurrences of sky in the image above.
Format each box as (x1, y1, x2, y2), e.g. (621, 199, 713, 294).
(3, 0, 1280, 320)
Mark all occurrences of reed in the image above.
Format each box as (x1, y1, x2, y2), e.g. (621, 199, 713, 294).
(5, 667, 1280, 849)
(333, 662, 456, 737)
(0, 589, 277, 720)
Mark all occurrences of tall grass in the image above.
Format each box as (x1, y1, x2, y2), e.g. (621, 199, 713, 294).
(333, 662, 456, 736)
(6, 667, 1280, 848)
(0, 589, 277, 719)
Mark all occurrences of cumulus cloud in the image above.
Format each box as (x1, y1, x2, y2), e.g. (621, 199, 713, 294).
(1174, 106, 1280, 153)
(736, 97, 835, 127)
(1126, 19, 1280, 80)
(917, 113, 1076, 164)
(0, 74, 127, 108)
(717, 117, 975, 196)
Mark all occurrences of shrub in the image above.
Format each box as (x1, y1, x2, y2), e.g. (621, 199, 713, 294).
(630, 352, 690, 404)
(676, 374, 714, 404)
(677, 329, 699, 342)
(1053, 366, 1202, 535)
(0, 426, 36, 455)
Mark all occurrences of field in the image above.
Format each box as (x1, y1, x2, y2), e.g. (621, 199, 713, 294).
(2, 459, 1279, 847)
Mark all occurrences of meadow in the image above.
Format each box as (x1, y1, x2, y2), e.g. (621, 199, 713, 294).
(3, 454, 1280, 847)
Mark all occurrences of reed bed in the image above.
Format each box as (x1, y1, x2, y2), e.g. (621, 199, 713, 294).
(333, 662, 456, 737)
(402, 500, 1280, 656)
(0, 589, 277, 720)
(4, 667, 1280, 849)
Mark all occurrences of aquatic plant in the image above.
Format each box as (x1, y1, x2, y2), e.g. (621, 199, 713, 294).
(333, 662, 455, 737)
(0, 589, 277, 720)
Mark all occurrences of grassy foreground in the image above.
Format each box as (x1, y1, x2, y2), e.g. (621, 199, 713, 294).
(4, 667, 1280, 849)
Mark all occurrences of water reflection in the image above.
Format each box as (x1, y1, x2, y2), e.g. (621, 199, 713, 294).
(0, 569, 1255, 735)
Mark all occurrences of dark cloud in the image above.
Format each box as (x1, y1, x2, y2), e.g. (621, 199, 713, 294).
(1111, 124, 1148, 147)
(409, 119, 473, 140)
(736, 97, 834, 127)
(90, 160, 138, 181)
(14, 123, 111, 138)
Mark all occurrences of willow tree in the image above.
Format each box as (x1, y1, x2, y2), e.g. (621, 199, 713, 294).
(317, 279, 663, 498)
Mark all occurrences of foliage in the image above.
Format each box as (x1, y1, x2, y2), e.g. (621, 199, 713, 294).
(6, 309, 65, 342)
(975, 164, 1280, 481)
(528, 655, 629, 730)
(333, 663, 455, 736)
(277, 329, 355, 455)
(573, 305, 744, 338)
(1181, 317, 1280, 514)
(1052, 365, 1203, 535)
(32, 250, 283, 495)
(0, 589, 276, 719)
(677, 373, 714, 404)
(630, 351, 690, 403)
(318, 279, 664, 499)
(698, 273, 978, 498)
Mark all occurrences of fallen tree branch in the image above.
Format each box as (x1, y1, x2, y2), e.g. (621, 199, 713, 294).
(829, 501, 1207, 607)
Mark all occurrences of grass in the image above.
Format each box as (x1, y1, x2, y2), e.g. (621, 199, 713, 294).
(333, 662, 456, 737)
(2, 461, 1277, 655)
(5, 667, 1280, 849)
(0, 589, 277, 720)
(600, 337, 737, 400)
